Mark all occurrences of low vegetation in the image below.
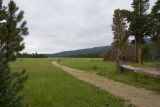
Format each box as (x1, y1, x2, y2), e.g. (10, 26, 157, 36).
(10, 58, 127, 107)
(129, 61, 160, 68)
(58, 58, 160, 93)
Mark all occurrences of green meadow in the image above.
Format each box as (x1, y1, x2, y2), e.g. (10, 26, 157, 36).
(10, 58, 127, 107)
(58, 58, 160, 93)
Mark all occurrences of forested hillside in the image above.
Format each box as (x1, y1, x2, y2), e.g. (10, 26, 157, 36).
(46, 46, 111, 58)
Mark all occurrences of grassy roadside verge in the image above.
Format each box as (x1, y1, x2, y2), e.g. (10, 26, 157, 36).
(10, 58, 127, 107)
(58, 58, 160, 93)
(128, 61, 160, 68)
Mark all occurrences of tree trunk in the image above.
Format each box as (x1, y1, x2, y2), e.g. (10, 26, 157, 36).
(6, 42, 9, 62)
(135, 36, 143, 65)
(135, 36, 139, 63)
(116, 49, 120, 69)
(6, 33, 10, 62)
(138, 37, 143, 65)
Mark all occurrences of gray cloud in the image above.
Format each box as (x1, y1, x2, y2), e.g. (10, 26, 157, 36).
(5, 0, 157, 53)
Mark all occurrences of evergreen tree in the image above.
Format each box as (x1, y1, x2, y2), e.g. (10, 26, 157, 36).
(0, 52, 28, 107)
(114, 0, 150, 64)
(3, 0, 29, 61)
(151, 0, 160, 33)
(151, 0, 160, 53)
(129, 0, 150, 64)
(0, 0, 7, 50)
(0, 1, 28, 107)
(112, 9, 128, 67)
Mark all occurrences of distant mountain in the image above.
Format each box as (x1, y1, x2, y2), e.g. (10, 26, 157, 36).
(46, 38, 159, 58)
(46, 46, 111, 58)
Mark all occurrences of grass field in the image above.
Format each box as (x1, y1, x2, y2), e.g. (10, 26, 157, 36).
(58, 58, 160, 93)
(129, 61, 160, 68)
(10, 58, 127, 107)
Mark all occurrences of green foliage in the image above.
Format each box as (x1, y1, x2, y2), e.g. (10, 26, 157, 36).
(130, 0, 150, 36)
(113, 0, 160, 64)
(111, 0, 160, 64)
(92, 65, 98, 70)
(0, 0, 6, 49)
(17, 52, 48, 58)
(142, 44, 151, 60)
(112, 9, 128, 49)
(151, 0, 160, 33)
(151, 0, 160, 53)
(0, 52, 28, 107)
(112, 9, 129, 64)
(0, 0, 29, 61)
(0, 1, 28, 106)
(152, 37, 160, 54)
(57, 58, 61, 62)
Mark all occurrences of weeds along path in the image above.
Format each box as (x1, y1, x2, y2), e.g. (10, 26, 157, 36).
(52, 62, 160, 107)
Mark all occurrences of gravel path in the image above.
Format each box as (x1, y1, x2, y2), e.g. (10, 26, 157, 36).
(52, 62, 160, 107)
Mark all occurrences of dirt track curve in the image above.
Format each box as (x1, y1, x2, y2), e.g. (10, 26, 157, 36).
(52, 62, 160, 107)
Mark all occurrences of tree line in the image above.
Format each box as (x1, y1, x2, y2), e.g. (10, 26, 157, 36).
(0, 0, 28, 107)
(17, 52, 48, 58)
(108, 0, 160, 65)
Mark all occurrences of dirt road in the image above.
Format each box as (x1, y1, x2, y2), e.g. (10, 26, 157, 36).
(52, 62, 160, 107)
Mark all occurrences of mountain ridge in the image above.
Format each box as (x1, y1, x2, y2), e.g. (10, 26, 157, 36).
(46, 46, 111, 58)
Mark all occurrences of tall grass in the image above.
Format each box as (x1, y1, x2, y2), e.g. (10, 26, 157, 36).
(59, 58, 160, 93)
(10, 58, 126, 107)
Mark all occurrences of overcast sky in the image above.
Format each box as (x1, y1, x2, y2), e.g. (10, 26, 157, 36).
(4, 0, 157, 53)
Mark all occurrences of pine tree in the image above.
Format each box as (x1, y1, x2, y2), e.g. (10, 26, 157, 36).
(151, 0, 160, 53)
(129, 0, 150, 64)
(0, 1, 28, 107)
(112, 9, 128, 67)
(0, 52, 28, 107)
(116, 0, 150, 64)
(3, 0, 29, 61)
(0, 0, 7, 50)
(112, 9, 128, 50)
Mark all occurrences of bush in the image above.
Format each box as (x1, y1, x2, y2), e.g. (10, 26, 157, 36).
(92, 65, 98, 70)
